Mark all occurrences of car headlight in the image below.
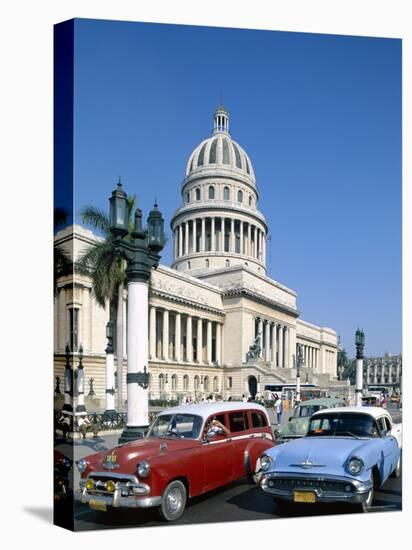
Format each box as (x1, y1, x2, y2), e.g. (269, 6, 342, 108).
(260, 454, 273, 472)
(76, 459, 88, 473)
(347, 457, 364, 475)
(137, 460, 151, 478)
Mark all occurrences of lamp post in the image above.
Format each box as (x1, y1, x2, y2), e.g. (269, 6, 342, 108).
(295, 344, 303, 404)
(355, 328, 365, 407)
(75, 344, 86, 413)
(63, 344, 73, 412)
(104, 320, 116, 417)
(109, 181, 165, 443)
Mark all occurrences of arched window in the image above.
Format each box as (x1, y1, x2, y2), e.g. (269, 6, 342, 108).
(195, 188, 201, 201)
(183, 375, 189, 391)
(245, 156, 250, 174)
(197, 143, 207, 166)
(223, 186, 230, 200)
(187, 261, 191, 269)
(209, 139, 218, 164)
(248, 195, 252, 206)
(233, 143, 242, 168)
(159, 374, 165, 391)
(204, 376, 210, 391)
(208, 186, 215, 199)
(205, 259, 209, 268)
(194, 375, 200, 391)
(222, 138, 230, 164)
(185, 191, 190, 203)
(237, 190, 243, 203)
(171, 374, 178, 390)
(213, 376, 219, 391)
(225, 259, 230, 268)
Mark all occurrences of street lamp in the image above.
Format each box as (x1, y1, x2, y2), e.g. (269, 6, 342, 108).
(75, 344, 86, 413)
(104, 320, 116, 418)
(109, 181, 165, 443)
(295, 344, 303, 404)
(355, 328, 365, 407)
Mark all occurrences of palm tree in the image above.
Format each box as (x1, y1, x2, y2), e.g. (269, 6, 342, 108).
(76, 196, 135, 411)
(54, 207, 72, 296)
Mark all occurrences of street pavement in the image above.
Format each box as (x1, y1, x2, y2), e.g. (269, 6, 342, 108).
(54, 404, 402, 530)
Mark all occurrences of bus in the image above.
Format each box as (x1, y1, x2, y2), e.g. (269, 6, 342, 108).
(264, 383, 325, 401)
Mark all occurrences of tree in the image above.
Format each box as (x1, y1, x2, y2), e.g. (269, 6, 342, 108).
(76, 197, 135, 411)
(54, 207, 72, 296)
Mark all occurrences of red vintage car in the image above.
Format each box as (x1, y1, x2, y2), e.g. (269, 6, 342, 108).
(77, 402, 275, 521)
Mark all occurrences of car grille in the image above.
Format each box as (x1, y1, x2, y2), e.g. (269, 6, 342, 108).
(266, 477, 355, 493)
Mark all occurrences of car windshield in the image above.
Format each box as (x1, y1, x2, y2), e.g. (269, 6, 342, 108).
(307, 412, 379, 438)
(146, 413, 203, 439)
(295, 405, 324, 418)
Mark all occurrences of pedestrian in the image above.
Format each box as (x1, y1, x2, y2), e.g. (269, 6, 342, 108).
(57, 413, 71, 440)
(274, 394, 282, 424)
(242, 394, 247, 402)
(78, 414, 99, 439)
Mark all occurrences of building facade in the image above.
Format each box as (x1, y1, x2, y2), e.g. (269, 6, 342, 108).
(363, 354, 402, 392)
(54, 107, 339, 407)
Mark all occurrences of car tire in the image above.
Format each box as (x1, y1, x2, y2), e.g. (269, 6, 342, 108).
(159, 480, 187, 522)
(357, 473, 374, 513)
(390, 455, 401, 479)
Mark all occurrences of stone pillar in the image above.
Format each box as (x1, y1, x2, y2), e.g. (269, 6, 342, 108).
(211, 217, 216, 252)
(254, 227, 258, 258)
(240, 221, 244, 255)
(207, 320, 212, 364)
(265, 320, 270, 362)
(105, 345, 115, 413)
(179, 224, 183, 257)
(221, 217, 225, 252)
(278, 325, 284, 368)
(230, 218, 235, 252)
(258, 318, 263, 358)
(162, 309, 169, 361)
(58, 288, 66, 350)
(186, 315, 193, 362)
(197, 317, 203, 363)
(174, 313, 181, 361)
(247, 223, 251, 256)
(271, 323, 277, 366)
(216, 322, 221, 365)
(284, 327, 289, 368)
(201, 217, 206, 252)
(184, 221, 189, 255)
(262, 231, 266, 265)
(149, 306, 156, 359)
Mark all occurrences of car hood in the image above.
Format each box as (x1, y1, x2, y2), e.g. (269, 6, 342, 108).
(85, 437, 199, 475)
(266, 436, 372, 474)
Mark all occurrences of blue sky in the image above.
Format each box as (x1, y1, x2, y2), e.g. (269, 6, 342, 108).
(72, 19, 401, 357)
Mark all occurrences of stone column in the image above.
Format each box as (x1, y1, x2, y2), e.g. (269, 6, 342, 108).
(271, 323, 277, 365)
(105, 342, 116, 413)
(230, 218, 235, 252)
(174, 313, 181, 361)
(278, 325, 284, 368)
(221, 217, 225, 252)
(201, 217, 206, 252)
(211, 217, 216, 252)
(179, 224, 183, 257)
(254, 227, 258, 258)
(207, 320, 212, 364)
(162, 309, 169, 361)
(265, 320, 270, 362)
(197, 317, 203, 363)
(262, 231, 266, 265)
(216, 322, 221, 365)
(258, 318, 263, 358)
(58, 288, 66, 350)
(240, 221, 244, 255)
(149, 306, 156, 359)
(186, 315, 193, 362)
(247, 223, 251, 257)
(184, 221, 189, 255)
(284, 327, 289, 368)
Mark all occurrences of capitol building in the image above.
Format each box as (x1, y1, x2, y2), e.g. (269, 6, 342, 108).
(54, 106, 339, 405)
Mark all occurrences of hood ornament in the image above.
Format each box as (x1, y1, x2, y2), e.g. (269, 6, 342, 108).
(103, 451, 119, 470)
(290, 455, 325, 469)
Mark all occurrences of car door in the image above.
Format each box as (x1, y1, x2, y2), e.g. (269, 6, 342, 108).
(228, 410, 253, 480)
(377, 416, 399, 482)
(200, 413, 234, 492)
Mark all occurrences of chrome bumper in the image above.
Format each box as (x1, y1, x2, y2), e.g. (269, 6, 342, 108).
(79, 472, 162, 510)
(260, 472, 373, 504)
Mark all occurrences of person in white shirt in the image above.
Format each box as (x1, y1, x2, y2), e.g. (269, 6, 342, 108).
(78, 414, 99, 439)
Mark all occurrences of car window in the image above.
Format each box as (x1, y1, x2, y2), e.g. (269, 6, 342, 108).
(147, 413, 203, 439)
(251, 411, 267, 428)
(377, 417, 387, 435)
(297, 405, 323, 418)
(384, 417, 392, 432)
(308, 413, 379, 438)
(229, 412, 249, 433)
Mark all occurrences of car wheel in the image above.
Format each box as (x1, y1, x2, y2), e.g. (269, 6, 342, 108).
(357, 474, 374, 513)
(159, 480, 187, 522)
(390, 456, 401, 479)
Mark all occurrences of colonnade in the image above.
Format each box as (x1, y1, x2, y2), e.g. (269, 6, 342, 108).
(173, 217, 266, 263)
(364, 360, 401, 385)
(298, 344, 320, 370)
(255, 318, 290, 368)
(149, 306, 222, 365)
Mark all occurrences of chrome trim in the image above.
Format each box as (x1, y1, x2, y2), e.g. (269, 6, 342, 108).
(81, 489, 161, 509)
(260, 471, 373, 503)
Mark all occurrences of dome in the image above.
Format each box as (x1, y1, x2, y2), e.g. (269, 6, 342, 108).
(184, 107, 256, 185)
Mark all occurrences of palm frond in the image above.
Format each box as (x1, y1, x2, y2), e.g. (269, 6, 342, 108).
(80, 205, 110, 236)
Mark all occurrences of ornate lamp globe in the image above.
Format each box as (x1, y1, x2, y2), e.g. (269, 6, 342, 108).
(147, 201, 165, 252)
(109, 181, 128, 237)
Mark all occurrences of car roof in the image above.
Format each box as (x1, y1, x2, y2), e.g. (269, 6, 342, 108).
(296, 397, 345, 407)
(159, 401, 268, 420)
(311, 406, 390, 420)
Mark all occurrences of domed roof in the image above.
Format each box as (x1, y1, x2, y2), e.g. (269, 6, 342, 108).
(184, 107, 256, 184)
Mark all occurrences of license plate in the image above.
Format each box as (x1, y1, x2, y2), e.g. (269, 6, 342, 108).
(89, 498, 107, 512)
(293, 491, 316, 503)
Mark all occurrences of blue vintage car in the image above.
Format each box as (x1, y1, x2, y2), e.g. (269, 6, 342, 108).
(258, 406, 402, 512)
